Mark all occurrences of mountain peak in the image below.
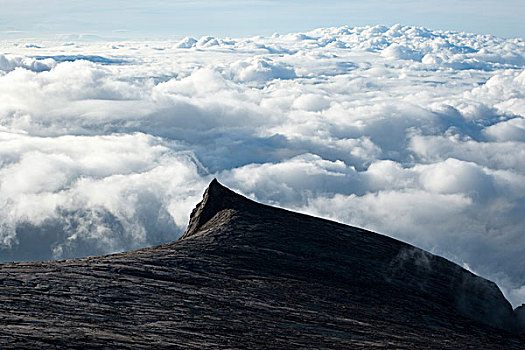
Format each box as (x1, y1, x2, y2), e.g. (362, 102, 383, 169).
(181, 179, 251, 239)
(180, 180, 521, 334)
(1, 181, 523, 348)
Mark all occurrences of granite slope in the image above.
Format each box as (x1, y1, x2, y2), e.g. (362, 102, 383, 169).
(0, 179, 524, 349)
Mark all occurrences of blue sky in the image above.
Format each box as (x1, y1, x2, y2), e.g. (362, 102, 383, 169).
(0, 0, 524, 39)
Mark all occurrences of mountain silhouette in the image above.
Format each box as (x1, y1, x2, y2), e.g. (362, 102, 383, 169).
(0, 179, 523, 349)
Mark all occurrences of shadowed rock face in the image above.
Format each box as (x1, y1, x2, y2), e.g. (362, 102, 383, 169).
(0, 180, 523, 349)
(517, 305, 525, 330)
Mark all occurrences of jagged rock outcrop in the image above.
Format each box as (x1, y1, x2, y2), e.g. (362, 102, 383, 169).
(0, 179, 523, 349)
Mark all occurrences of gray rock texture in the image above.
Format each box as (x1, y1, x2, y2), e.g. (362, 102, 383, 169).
(0, 179, 524, 349)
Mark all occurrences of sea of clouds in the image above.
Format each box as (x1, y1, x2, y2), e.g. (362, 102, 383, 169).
(1, 25, 524, 307)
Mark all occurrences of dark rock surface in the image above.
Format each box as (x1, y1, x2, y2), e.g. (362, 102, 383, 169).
(0, 179, 524, 349)
(517, 305, 525, 330)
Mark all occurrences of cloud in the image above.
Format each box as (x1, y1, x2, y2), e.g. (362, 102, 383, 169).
(483, 117, 525, 142)
(1, 24, 524, 307)
(0, 132, 208, 260)
(176, 37, 198, 49)
(229, 57, 296, 83)
(381, 43, 423, 61)
(0, 54, 55, 73)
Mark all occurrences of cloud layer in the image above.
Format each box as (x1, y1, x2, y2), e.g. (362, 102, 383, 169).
(1, 25, 524, 307)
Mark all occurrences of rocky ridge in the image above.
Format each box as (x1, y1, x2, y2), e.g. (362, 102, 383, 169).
(0, 179, 523, 349)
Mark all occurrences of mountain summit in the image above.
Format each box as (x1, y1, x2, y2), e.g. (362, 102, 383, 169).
(0, 180, 523, 349)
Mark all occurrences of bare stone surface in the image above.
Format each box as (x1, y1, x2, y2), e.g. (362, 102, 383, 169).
(0, 180, 524, 349)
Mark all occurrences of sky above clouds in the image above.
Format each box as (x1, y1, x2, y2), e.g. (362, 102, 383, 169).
(0, 0, 524, 39)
